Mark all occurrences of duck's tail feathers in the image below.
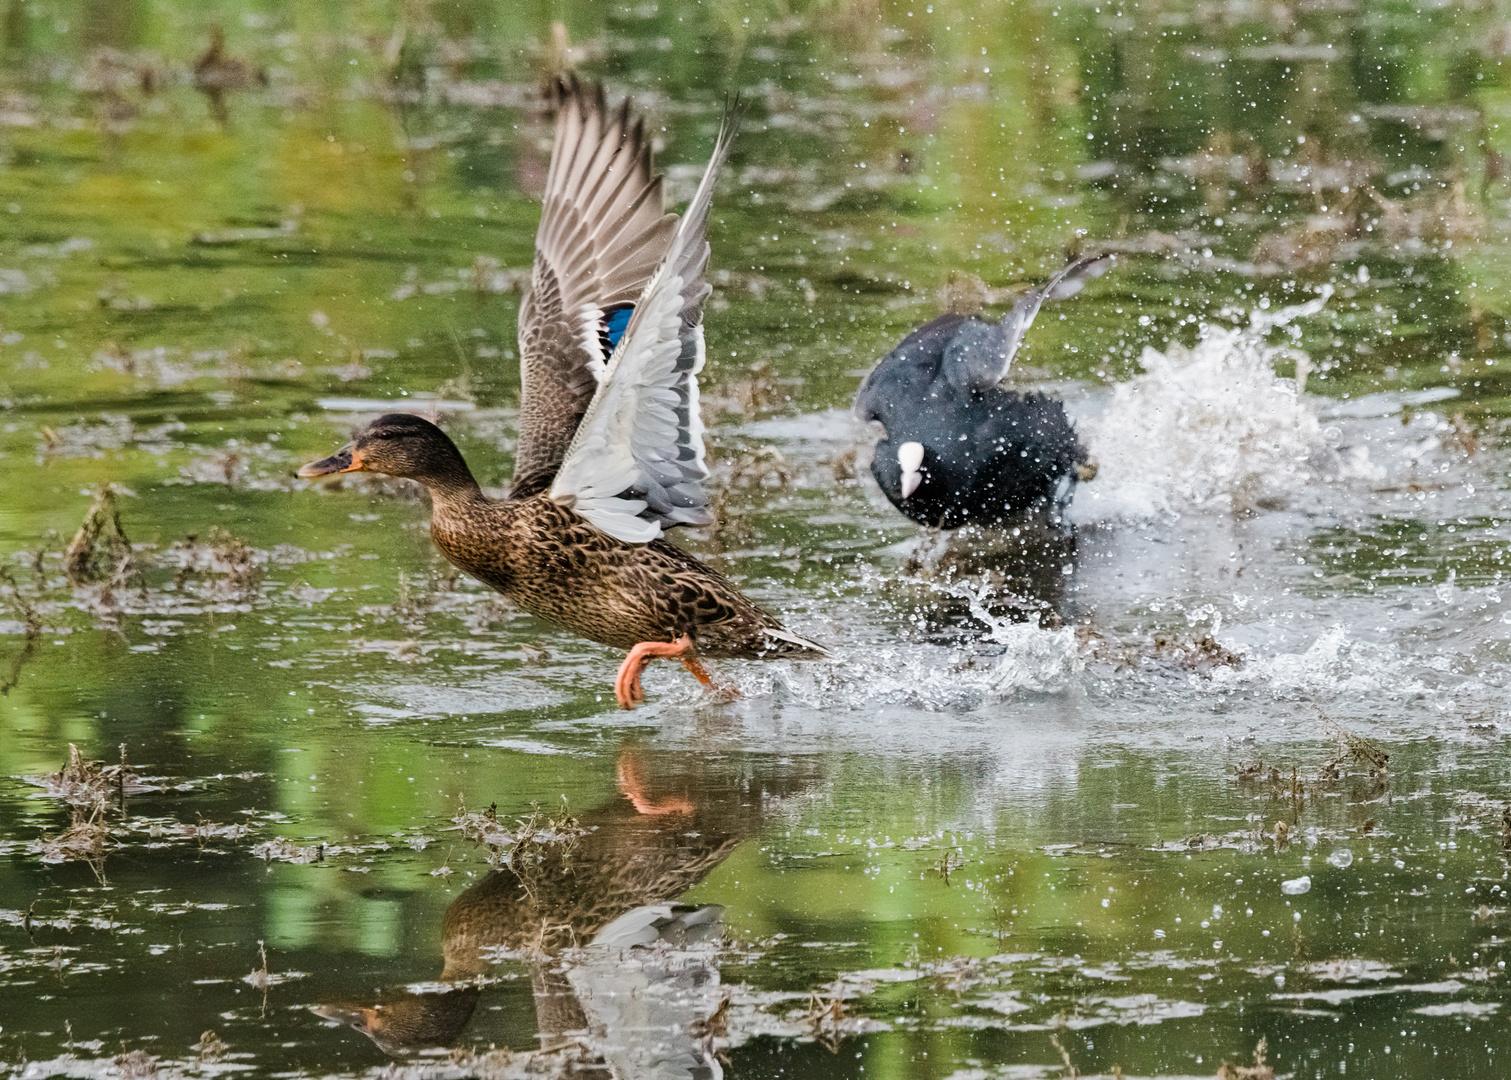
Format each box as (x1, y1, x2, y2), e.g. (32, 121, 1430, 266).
(762, 627, 830, 659)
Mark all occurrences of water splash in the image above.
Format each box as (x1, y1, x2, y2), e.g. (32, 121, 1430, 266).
(954, 580, 1086, 693)
(708, 585, 1085, 713)
(754, 625, 1083, 709)
(1207, 624, 1429, 701)
(1077, 287, 1346, 521)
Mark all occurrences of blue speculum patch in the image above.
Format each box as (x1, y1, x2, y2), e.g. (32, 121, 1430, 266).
(601, 305, 634, 356)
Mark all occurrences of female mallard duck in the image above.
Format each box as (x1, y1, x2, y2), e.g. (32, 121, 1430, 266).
(299, 79, 824, 708)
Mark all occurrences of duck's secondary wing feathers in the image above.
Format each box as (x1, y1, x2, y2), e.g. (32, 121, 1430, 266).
(941, 253, 1113, 394)
(548, 107, 739, 543)
(512, 77, 678, 498)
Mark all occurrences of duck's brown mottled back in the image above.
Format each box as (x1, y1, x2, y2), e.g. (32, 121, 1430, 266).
(429, 490, 816, 659)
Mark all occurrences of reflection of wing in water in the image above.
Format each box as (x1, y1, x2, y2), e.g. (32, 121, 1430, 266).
(567, 904, 726, 1080)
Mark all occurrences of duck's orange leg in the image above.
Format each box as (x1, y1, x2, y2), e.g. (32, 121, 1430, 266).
(680, 654, 741, 702)
(614, 634, 696, 709)
(679, 654, 716, 688)
(614, 634, 739, 709)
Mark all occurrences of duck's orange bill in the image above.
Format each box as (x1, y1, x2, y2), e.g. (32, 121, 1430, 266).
(297, 445, 363, 478)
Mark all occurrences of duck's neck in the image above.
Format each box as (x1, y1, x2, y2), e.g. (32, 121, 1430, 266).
(419, 462, 486, 508)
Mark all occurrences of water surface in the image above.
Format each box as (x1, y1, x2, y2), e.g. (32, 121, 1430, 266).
(4, 1, 1511, 1077)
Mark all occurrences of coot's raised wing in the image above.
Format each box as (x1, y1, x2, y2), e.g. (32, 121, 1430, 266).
(941, 253, 1113, 394)
(512, 77, 678, 498)
(547, 110, 739, 543)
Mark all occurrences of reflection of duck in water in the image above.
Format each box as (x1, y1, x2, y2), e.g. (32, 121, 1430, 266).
(193, 27, 268, 124)
(565, 903, 726, 1080)
(315, 750, 807, 1074)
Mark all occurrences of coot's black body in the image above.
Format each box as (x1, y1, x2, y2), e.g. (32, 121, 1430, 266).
(855, 256, 1108, 529)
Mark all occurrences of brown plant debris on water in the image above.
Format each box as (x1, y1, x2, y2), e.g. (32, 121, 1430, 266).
(0, 565, 42, 696)
(250, 838, 325, 864)
(703, 359, 783, 419)
(691, 991, 732, 1041)
(452, 796, 588, 854)
(1234, 760, 1280, 785)
(927, 848, 968, 885)
(193, 1032, 226, 1063)
(1325, 727, 1390, 778)
(1082, 626, 1244, 676)
(243, 940, 307, 989)
(453, 798, 509, 846)
(1218, 1036, 1276, 1080)
(25, 743, 157, 806)
(826, 444, 859, 481)
(508, 800, 589, 858)
(64, 486, 135, 586)
(437, 1047, 523, 1080)
(0, 565, 43, 638)
(33, 805, 112, 866)
(244, 940, 272, 990)
(168, 529, 263, 601)
(927, 954, 984, 996)
(1152, 632, 1244, 673)
(1237, 728, 1386, 796)
(0, 632, 37, 697)
(720, 445, 793, 490)
(1158, 829, 1267, 855)
(174, 818, 250, 847)
(805, 984, 848, 1037)
(115, 1050, 160, 1080)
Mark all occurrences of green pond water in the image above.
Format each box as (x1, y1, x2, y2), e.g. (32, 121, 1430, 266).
(5, 1, 1511, 1077)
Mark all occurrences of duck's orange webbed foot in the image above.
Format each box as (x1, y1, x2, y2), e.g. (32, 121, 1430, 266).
(613, 634, 739, 709)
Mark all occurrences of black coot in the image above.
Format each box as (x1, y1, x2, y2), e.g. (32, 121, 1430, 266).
(854, 255, 1110, 528)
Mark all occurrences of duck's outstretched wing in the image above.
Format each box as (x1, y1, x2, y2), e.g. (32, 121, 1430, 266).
(941, 253, 1113, 394)
(548, 107, 739, 543)
(511, 77, 678, 499)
